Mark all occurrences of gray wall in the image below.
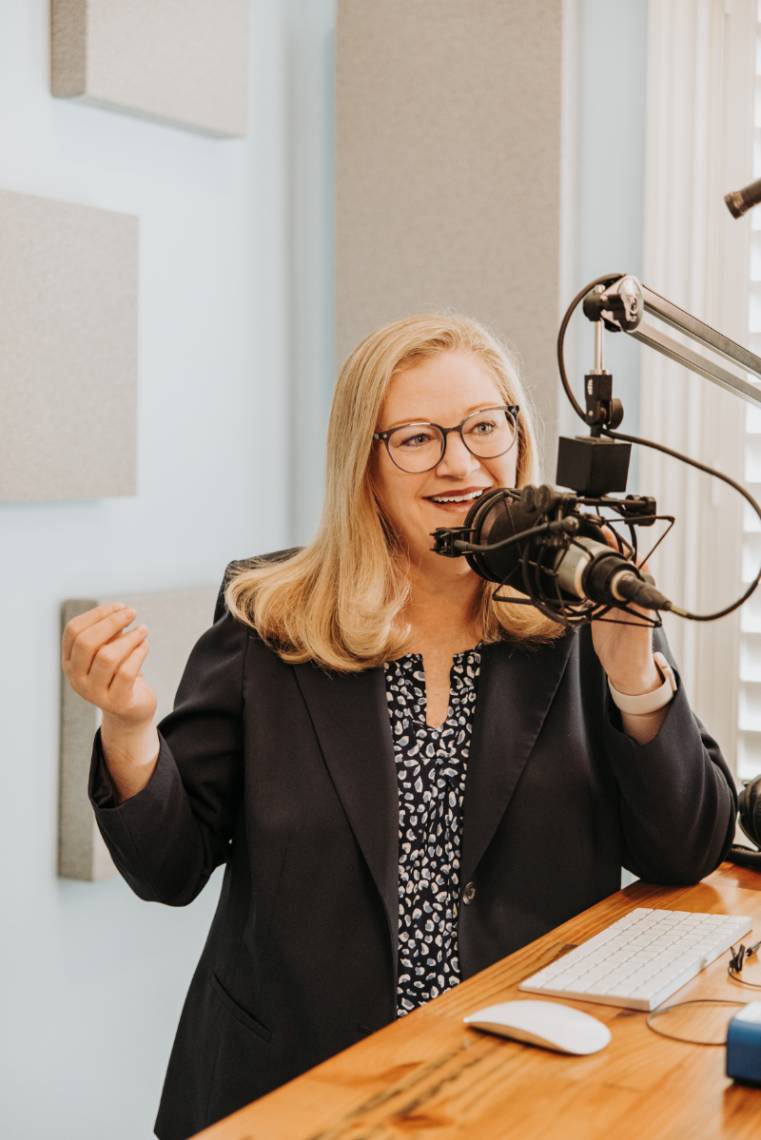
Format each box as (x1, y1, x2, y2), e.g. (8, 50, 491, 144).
(336, 0, 563, 477)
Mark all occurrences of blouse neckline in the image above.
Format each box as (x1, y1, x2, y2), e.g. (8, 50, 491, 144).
(383, 645, 482, 733)
(387, 643, 484, 666)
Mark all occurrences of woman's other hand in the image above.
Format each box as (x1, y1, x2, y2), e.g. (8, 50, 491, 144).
(62, 602, 157, 724)
(62, 603, 160, 801)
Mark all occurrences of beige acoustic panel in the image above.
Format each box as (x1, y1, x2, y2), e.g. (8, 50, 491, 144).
(0, 188, 137, 502)
(59, 585, 219, 881)
(51, 0, 249, 138)
(336, 0, 563, 473)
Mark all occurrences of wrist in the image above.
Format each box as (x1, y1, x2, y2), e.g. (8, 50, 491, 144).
(100, 716, 160, 804)
(606, 659, 662, 697)
(608, 652, 677, 717)
(101, 714, 159, 764)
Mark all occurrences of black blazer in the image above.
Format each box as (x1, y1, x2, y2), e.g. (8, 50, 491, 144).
(89, 557, 737, 1140)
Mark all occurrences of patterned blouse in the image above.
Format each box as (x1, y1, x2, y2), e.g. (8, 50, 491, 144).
(383, 647, 482, 1016)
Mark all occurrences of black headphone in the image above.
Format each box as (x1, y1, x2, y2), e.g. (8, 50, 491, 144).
(729, 777, 761, 870)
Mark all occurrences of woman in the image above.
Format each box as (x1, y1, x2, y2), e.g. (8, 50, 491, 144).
(62, 313, 736, 1140)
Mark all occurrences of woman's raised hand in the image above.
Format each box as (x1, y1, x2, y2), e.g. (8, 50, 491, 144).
(61, 602, 157, 726)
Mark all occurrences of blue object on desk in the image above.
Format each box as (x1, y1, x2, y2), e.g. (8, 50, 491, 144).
(726, 1001, 761, 1086)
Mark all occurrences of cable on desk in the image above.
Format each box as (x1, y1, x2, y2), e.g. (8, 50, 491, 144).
(645, 999, 747, 1046)
(644, 941, 761, 1044)
(728, 939, 761, 988)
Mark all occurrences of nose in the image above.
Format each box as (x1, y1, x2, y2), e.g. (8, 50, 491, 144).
(435, 430, 480, 478)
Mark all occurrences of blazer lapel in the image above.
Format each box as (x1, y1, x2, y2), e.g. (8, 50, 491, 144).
(461, 633, 576, 884)
(293, 661, 399, 974)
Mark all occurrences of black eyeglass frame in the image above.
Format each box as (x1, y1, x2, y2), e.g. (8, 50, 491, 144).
(372, 404, 520, 473)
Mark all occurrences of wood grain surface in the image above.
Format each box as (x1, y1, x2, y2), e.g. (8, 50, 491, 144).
(195, 864, 761, 1139)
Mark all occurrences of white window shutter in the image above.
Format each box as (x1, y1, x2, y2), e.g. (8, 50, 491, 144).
(641, 0, 757, 776)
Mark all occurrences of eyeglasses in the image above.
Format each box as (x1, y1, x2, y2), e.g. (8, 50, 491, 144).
(373, 405, 520, 473)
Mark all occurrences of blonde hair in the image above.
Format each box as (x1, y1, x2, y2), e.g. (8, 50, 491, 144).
(226, 312, 563, 670)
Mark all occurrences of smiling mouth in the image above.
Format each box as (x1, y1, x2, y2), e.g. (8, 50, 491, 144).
(426, 488, 490, 505)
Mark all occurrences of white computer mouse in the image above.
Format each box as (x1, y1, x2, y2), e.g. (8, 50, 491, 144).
(463, 999, 611, 1055)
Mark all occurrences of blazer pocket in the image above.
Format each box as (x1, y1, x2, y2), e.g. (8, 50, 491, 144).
(209, 971, 272, 1043)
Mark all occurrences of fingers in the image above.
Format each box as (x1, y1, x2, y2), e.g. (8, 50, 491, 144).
(61, 602, 127, 662)
(61, 600, 157, 722)
(598, 522, 652, 569)
(63, 604, 136, 674)
(601, 524, 624, 551)
(109, 640, 150, 706)
(89, 624, 149, 690)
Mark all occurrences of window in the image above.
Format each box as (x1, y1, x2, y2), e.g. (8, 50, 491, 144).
(640, 0, 757, 777)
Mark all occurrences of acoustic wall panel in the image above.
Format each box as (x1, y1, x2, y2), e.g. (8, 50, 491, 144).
(59, 585, 218, 880)
(0, 189, 137, 502)
(336, 0, 563, 472)
(51, 0, 249, 138)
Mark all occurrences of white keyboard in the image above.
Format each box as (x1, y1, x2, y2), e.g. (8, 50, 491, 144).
(519, 908, 752, 1011)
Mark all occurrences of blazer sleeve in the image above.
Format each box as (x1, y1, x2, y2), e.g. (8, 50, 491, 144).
(597, 627, 738, 884)
(88, 574, 249, 906)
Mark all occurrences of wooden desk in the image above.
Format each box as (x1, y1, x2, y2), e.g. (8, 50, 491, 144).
(197, 864, 761, 1139)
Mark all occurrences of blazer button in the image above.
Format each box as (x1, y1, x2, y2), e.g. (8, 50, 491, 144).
(462, 881, 477, 905)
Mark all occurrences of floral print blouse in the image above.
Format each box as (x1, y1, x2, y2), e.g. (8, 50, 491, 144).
(383, 647, 482, 1016)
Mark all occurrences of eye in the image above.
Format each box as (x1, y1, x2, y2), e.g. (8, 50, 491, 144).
(467, 416, 499, 436)
(395, 427, 437, 448)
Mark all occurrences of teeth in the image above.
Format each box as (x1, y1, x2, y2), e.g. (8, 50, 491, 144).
(431, 490, 485, 504)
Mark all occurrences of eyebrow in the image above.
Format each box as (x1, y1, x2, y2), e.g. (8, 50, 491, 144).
(383, 403, 502, 430)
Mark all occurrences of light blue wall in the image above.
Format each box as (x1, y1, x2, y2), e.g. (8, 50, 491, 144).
(286, 0, 337, 543)
(568, 0, 648, 885)
(564, 0, 648, 485)
(0, 2, 305, 1136)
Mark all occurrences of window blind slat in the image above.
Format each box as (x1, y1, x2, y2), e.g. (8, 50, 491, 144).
(744, 438, 761, 481)
(743, 494, 761, 532)
(743, 533, 761, 584)
(739, 584, 761, 632)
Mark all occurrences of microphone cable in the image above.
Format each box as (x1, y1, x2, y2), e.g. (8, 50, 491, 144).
(556, 275, 761, 622)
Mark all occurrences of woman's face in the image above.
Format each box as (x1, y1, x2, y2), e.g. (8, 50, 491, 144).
(372, 349, 519, 568)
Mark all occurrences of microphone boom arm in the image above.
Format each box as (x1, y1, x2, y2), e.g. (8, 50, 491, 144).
(593, 275, 761, 407)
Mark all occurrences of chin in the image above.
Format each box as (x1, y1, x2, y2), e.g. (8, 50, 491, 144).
(420, 542, 473, 575)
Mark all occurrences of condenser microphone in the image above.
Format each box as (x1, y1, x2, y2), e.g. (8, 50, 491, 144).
(433, 486, 672, 613)
(725, 177, 761, 219)
(548, 533, 671, 610)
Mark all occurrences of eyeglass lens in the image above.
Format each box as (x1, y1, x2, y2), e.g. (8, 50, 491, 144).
(386, 408, 517, 473)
